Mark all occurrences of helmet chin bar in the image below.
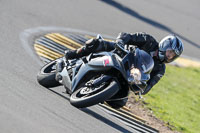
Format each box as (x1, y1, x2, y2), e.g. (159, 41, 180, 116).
(159, 50, 178, 63)
(158, 50, 166, 63)
(164, 56, 170, 63)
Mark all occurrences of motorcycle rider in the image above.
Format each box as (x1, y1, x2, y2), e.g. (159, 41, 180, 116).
(57, 32, 183, 108)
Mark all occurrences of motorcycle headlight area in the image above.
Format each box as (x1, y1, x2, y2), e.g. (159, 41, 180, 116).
(130, 68, 141, 83)
(129, 67, 150, 88)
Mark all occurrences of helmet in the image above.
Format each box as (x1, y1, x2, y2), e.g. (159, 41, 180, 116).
(158, 35, 184, 63)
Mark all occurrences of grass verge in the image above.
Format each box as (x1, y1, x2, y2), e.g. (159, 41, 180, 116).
(143, 65, 200, 133)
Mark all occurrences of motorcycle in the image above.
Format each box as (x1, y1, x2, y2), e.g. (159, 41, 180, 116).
(37, 35, 154, 108)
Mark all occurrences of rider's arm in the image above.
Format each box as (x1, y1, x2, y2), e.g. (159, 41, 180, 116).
(101, 32, 157, 52)
(116, 32, 157, 49)
(142, 64, 166, 95)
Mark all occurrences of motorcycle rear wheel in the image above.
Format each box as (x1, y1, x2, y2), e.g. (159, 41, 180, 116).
(70, 78, 120, 108)
(37, 60, 61, 88)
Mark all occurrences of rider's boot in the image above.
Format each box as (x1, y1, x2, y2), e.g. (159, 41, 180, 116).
(55, 48, 84, 82)
(63, 38, 100, 61)
(64, 49, 83, 60)
(57, 38, 103, 81)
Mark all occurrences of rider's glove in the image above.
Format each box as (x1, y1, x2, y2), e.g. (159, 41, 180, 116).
(116, 39, 125, 48)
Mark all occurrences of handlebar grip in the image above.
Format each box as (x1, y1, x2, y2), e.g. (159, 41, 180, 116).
(115, 42, 128, 54)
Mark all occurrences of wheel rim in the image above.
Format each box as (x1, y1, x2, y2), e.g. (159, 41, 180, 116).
(76, 78, 107, 98)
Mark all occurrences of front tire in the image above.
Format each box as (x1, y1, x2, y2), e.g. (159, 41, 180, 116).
(37, 60, 61, 88)
(70, 78, 120, 108)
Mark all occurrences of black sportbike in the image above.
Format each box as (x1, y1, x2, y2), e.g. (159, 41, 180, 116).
(37, 35, 154, 108)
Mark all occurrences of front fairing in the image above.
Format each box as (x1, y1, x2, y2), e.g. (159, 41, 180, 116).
(122, 48, 154, 89)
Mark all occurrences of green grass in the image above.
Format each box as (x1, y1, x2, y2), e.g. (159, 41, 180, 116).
(143, 65, 200, 133)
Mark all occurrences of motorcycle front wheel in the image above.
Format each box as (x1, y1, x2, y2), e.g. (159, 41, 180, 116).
(70, 77, 120, 108)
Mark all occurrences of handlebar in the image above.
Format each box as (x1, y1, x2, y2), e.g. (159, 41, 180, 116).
(115, 42, 129, 54)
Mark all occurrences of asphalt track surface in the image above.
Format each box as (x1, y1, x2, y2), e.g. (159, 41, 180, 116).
(0, 0, 199, 133)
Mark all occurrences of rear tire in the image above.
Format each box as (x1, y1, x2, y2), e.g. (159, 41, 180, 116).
(37, 60, 61, 88)
(70, 78, 120, 108)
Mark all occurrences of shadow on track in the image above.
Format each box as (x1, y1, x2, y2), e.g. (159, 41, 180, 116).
(100, 0, 200, 49)
(80, 108, 133, 133)
(44, 87, 133, 133)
